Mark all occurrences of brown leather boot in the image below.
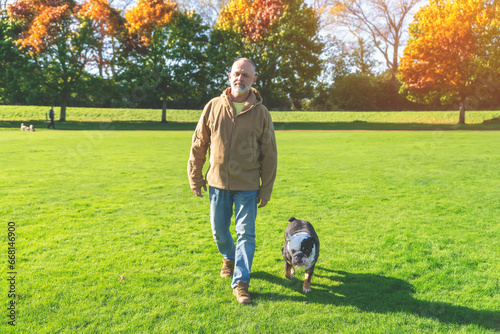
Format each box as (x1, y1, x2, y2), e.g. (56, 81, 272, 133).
(220, 259, 234, 278)
(233, 281, 252, 304)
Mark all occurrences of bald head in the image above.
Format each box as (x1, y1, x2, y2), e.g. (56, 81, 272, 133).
(232, 58, 256, 74)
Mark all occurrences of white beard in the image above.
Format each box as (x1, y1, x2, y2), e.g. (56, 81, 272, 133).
(231, 82, 251, 95)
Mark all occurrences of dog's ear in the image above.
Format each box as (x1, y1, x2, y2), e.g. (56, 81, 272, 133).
(312, 237, 319, 257)
(313, 235, 319, 248)
(288, 217, 296, 222)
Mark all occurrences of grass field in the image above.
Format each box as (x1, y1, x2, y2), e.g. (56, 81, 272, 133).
(1, 105, 500, 131)
(1, 110, 499, 333)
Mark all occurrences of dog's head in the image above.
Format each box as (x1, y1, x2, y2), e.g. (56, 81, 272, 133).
(286, 233, 317, 269)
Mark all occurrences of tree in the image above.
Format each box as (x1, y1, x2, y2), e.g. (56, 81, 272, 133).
(214, 0, 323, 109)
(399, 0, 500, 124)
(123, 3, 208, 121)
(154, 11, 209, 119)
(256, 0, 323, 109)
(77, 0, 125, 78)
(327, 0, 423, 81)
(125, 0, 176, 47)
(206, 28, 244, 97)
(215, 0, 284, 41)
(0, 11, 26, 103)
(331, 73, 379, 110)
(176, 0, 229, 26)
(7, 0, 96, 121)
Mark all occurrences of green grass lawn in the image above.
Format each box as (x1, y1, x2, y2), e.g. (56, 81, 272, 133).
(1, 127, 499, 333)
(1, 105, 500, 131)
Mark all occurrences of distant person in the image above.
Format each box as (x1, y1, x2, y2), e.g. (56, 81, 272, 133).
(48, 106, 55, 129)
(29, 124, 35, 132)
(20, 123, 29, 131)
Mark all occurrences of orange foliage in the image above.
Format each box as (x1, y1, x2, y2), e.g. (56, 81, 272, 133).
(216, 0, 284, 41)
(77, 0, 122, 38)
(8, 0, 72, 53)
(246, 0, 284, 41)
(125, 0, 177, 46)
(399, 0, 499, 103)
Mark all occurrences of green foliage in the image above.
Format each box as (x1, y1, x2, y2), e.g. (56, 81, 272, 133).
(330, 74, 380, 110)
(0, 15, 33, 104)
(253, 0, 323, 109)
(312, 73, 426, 111)
(206, 28, 245, 96)
(119, 11, 209, 112)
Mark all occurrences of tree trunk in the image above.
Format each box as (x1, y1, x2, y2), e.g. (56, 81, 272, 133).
(60, 95, 67, 122)
(161, 98, 168, 123)
(458, 100, 466, 124)
(58, 82, 70, 122)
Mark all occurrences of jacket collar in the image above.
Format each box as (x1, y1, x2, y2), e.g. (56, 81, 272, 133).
(222, 87, 263, 112)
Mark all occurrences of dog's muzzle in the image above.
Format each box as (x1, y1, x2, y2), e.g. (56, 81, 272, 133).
(292, 252, 308, 267)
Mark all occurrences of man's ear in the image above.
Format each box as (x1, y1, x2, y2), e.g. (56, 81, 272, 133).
(253, 76, 257, 85)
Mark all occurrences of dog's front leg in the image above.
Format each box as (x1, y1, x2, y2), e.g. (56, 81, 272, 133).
(303, 264, 316, 293)
(284, 261, 294, 279)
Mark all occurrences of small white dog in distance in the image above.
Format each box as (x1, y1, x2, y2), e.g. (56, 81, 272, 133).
(20, 123, 35, 132)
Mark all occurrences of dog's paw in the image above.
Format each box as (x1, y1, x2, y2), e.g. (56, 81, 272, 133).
(303, 282, 311, 293)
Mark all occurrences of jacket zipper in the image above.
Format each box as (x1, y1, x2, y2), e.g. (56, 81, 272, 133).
(227, 105, 236, 190)
(227, 103, 255, 190)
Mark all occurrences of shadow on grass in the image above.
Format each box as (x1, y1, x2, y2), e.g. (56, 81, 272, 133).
(0, 120, 197, 131)
(252, 268, 500, 331)
(2, 120, 500, 131)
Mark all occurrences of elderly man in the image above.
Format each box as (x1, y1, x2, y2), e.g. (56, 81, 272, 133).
(188, 58, 277, 304)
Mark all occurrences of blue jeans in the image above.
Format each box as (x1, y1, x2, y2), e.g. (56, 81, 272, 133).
(209, 187, 258, 288)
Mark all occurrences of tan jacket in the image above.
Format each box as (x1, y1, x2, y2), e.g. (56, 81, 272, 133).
(188, 88, 277, 200)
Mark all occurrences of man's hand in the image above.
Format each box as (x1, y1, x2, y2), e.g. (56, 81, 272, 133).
(192, 184, 207, 197)
(257, 198, 268, 208)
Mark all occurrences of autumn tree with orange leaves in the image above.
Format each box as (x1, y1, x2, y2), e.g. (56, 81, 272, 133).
(7, 0, 117, 120)
(125, 0, 176, 49)
(77, 0, 124, 78)
(399, 0, 500, 124)
(216, 0, 284, 42)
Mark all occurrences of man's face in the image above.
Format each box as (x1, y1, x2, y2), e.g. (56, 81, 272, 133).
(229, 60, 257, 95)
